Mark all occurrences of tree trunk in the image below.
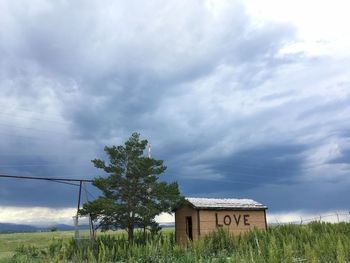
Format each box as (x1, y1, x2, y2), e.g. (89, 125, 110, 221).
(128, 225, 134, 243)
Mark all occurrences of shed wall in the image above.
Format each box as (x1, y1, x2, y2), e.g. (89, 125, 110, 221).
(175, 205, 198, 246)
(199, 210, 266, 236)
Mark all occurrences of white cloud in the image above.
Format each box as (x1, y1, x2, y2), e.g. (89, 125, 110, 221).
(155, 213, 175, 224)
(244, 0, 350, 57)
(0, 206, 76, 226)
(267, 210, 350, 224)
(0, 206, 174, 226)
(1, 206, 348, 226)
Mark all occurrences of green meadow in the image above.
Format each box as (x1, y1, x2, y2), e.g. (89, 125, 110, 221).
(0, 230, 81, 259)
(1, 222, 349, 262)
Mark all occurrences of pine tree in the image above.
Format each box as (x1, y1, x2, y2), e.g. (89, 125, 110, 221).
(80, 132, 182, 242)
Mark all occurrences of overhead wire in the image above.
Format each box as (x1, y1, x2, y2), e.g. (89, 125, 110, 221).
(0, 111, 68, 125)
(0, 173, 98, 200)
(0, 115, 348, 176)
(0, 122, 70, 135)
(0, 173, 93, 182)
(83, 182, 89, 202)
(50, 180, 81, 187)
(82, 183, 97, 200)
(0, 106, 63, 116)
(0, 163, 91, 168)
(0, 155, 346, 173)
(0, 160, 344, 186)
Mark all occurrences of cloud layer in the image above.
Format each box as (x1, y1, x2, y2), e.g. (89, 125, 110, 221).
(0, 0, 350, 222)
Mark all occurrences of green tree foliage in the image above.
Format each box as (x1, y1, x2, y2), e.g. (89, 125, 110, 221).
(79, 132, 183, 241)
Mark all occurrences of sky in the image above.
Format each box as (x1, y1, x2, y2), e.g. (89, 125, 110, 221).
(0, 0, 350, 225)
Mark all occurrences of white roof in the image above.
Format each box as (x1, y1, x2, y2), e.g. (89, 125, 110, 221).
(186, 197, 267, 210)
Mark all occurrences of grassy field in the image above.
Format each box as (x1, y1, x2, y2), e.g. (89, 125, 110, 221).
(0, 230, 78, 259)
(0, 228, 169, 260)
(0, 223, 349, 262)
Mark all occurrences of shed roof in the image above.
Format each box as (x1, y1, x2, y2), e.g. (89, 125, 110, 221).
(185, 197, 267, 210)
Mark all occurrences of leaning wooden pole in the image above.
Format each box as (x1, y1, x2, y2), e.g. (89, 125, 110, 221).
(77, 180, 83, 214)
(74, 180, 83, 243)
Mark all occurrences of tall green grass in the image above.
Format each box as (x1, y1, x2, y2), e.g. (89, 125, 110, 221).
(7, 222, 350, 262)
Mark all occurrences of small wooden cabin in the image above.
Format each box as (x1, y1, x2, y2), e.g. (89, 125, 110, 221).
(174, 197, 267, 245)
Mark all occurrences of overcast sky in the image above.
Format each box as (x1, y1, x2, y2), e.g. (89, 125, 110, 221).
(1, 0, 350, 225)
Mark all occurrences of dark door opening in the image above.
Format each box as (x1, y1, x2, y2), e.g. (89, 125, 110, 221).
(186, 216, 193, 240)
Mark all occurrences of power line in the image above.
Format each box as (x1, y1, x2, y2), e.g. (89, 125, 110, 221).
(0, 111, 68, 125)
(50, 180, 81, 187)
(82, 183, 97, 200)
(0, 156, 346, 171)
(0, 122, 69, 136)
(0, 106, 63, 118)
(0, 174, 93, 183)
(271, 211, 350, 225)
(0, 163, 90, 168)
(0, 173, 97, 230)
(0, 130, 69, 141)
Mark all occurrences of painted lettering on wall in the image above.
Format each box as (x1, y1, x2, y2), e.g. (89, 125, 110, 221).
(215, 213, 250, 227)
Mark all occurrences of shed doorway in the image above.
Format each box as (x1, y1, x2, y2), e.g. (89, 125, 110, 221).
(186, 216, 193, 240)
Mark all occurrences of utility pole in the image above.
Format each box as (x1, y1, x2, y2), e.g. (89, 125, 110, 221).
(75, 180, 83, 242)
(0, 173, 93, 243)
(77, 180, 83, 214)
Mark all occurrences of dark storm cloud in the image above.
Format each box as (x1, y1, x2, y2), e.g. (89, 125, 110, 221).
(210, 144, 306, 184)
(173, 143, 306, 195)
(330, 149, 350, 165)
(243, 179, 350, 212)
(0, 0, 350, 217)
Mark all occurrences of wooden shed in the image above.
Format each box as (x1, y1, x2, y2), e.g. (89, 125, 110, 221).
(174, 197, 267, 245)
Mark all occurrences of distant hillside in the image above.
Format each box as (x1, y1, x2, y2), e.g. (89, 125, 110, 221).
(0, 222, 173, 233)
(0, 223, 39, 233)
(0, 223, 90, 233)
(160, 223, 175, 228)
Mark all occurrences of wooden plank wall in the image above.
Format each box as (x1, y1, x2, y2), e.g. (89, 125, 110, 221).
(175, 207, 267, 245)
(175, 205, 198, 246)
(199, 210, 266, 236)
